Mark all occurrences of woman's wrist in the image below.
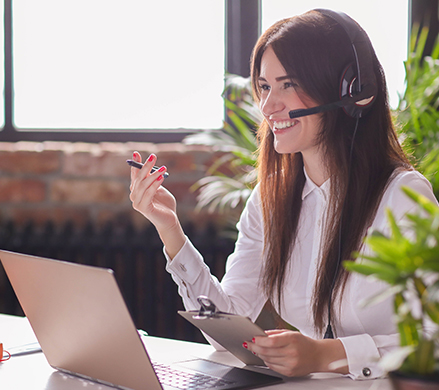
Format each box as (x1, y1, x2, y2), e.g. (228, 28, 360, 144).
(157, 219, 186, 260)
(315, 338, 349, 374)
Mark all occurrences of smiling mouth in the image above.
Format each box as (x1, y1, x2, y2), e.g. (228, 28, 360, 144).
(273, 120, 299, 130)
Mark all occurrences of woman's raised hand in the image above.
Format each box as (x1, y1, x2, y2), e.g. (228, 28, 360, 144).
(130, 151, 174, 228)
(129, 151, 185, 258)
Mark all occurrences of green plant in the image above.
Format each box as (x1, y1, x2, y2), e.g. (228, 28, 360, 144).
(395, 25, 439, 198)
(344, 187, 439, 378)
(183, 74, 261, 219)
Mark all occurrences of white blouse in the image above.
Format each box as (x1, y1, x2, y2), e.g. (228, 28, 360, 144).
(165, 169, 438, 380)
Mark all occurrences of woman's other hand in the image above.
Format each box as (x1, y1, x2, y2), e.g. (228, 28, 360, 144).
(244, 329, 348, 377)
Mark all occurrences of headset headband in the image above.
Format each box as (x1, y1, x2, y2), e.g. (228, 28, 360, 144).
(314, 9, 378, 118)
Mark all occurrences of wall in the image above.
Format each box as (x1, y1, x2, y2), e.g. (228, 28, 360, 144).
(0, 141, 229, 230)
(0, 141, 241, 341)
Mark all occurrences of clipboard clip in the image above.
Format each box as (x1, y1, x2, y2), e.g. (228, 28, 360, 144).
(193, 296, 222, 319)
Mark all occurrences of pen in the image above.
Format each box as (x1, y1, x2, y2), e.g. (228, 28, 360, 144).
(126, 159, 169, 178)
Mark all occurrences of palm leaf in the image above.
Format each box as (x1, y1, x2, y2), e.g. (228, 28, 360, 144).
(183, 74, 259, 220)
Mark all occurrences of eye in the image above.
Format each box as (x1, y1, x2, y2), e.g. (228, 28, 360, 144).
(258, 83, 270, 92)
(283, 81, 298, 89)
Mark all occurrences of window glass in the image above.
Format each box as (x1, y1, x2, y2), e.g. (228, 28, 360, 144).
(13, 0, 225, 130)
(261, 1, 409, 109)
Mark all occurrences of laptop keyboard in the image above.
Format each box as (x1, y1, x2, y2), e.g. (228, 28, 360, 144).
(152, 362, 235, 389)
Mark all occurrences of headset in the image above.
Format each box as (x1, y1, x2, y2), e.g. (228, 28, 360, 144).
(289, 9, 378, 120)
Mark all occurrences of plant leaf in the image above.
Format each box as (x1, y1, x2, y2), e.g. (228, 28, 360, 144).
(343, 261, 401, 284)
(402, 186, 439, 216)
(379, 346, 415, 373)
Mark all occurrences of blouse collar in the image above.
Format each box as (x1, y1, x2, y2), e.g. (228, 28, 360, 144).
(302, 166, 331, 201)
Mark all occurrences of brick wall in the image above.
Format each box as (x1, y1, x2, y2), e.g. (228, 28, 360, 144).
(0, 141, 229, 230)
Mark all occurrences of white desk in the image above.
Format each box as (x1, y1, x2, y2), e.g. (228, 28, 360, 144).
(0, 314, 392, 390)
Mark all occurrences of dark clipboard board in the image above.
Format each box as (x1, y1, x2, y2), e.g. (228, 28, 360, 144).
(178, 296, 266, 366)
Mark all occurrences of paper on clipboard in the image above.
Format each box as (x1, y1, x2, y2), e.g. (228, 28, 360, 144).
(178, 296, 267, 366)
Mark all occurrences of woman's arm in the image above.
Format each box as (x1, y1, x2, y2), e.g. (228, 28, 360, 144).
(165, 184, 268, 319)
(130, 152, 267, 320)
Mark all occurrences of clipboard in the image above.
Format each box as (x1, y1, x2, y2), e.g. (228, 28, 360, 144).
(178, 296, 266, 366)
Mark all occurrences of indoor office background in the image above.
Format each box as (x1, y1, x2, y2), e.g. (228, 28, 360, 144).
(0, 0, 436, 343)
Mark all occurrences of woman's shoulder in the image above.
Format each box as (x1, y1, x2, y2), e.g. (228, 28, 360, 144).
(236, 183, 264, 239)
(239, 182, 262, 219)
(383, 168, 438, 209)
(388, 168, 435, 196)
(370, 168, 438, 237)
(390, 167, 428, 182)
(244, 182, 263, 207)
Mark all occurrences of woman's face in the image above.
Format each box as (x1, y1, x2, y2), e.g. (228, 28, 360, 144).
(258, 46, 322, 157)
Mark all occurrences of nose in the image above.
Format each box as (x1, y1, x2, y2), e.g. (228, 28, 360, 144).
(260, 90, 285, 118)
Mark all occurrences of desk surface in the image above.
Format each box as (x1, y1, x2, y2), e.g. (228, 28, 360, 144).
(0, 314, 392, 390)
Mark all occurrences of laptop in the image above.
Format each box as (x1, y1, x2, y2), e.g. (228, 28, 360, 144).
(0, 250, 282, 390)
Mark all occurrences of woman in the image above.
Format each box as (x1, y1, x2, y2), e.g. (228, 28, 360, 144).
(129, 9, 437, 380)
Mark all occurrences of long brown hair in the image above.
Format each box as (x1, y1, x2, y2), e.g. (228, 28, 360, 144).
(250, 11, 411, 334)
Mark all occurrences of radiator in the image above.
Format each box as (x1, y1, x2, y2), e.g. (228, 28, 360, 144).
(0, 220, 234, 343)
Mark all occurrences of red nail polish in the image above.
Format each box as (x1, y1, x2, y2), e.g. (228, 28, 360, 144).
(158, 166, 166, 172)
(156, 175, 163, 181)
(252, 338, 255, 343)
(242, 342, 248, 349)
(148, 154, 154, 162)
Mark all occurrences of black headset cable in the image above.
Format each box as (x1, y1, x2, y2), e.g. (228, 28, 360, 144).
(323, 117, 360, 339)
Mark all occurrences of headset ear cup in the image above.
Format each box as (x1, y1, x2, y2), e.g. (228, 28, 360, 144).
(340, 62, 376, 119)
(340, 63, 361, 118)
(340, 63, 358, 99)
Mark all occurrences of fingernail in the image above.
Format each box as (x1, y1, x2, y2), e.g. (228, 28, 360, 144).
(156, 175, 163, 181)
(242, 342, 248, 349)
(147, 154, 154, 162)
(158, 166, 166, 172)
(252, 338, 255, 343)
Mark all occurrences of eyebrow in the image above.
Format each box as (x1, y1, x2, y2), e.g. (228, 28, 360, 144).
(257, 75, 294, 82)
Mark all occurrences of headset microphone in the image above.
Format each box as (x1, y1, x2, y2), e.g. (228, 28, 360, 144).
(289, 86, 375, 119)
(289, 98, 354, 119)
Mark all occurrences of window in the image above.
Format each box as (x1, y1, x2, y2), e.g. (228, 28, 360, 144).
(12, 0, 225, 132)
(261, 1, 410, 109)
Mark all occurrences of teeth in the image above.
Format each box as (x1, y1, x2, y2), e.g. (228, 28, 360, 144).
(274, 120, 297, 129)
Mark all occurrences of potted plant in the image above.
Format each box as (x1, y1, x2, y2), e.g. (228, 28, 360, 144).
(395, 25, 439, 199)
(344, 187, 439, 388)
(183, 73, 261, 236)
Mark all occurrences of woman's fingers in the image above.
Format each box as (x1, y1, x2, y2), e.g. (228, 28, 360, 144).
(133, 151, 142, 162)
(129, 152, 169, 218)
(130, 170, 161, 211)
(130, 153, 162, 192)
(243, 330, 317, 377)
(130, 151, 143, 189)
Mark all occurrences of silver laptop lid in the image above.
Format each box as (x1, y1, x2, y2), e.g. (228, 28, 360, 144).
(0, 249, 162, 390)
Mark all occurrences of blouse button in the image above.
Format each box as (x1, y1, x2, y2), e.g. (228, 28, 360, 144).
(181, 281, 190, 298)
(362, 367, 371, 377)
